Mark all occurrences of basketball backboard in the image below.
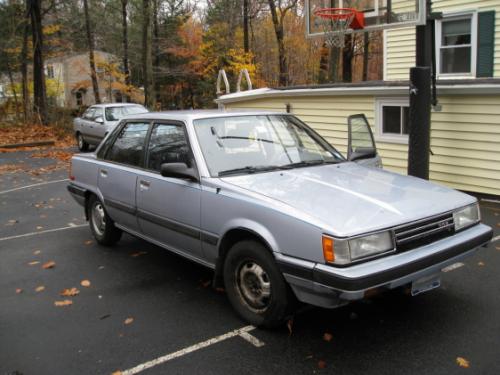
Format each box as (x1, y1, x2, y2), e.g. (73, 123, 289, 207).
(306, 0, 426, 38)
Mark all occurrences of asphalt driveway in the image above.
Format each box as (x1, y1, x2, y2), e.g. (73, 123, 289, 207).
(1, 149, 499, 375)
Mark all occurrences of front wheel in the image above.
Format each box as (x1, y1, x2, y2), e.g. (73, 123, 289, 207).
(76, 132, 89, 152)
(87, 196, 122, 246)
(223, 240, 294, 327)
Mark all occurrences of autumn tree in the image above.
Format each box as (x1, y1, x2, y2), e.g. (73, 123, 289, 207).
(83, 0, 101, 104)
(267, 0, 297, 86)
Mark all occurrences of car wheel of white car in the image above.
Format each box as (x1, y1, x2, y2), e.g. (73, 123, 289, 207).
(224, 240, 294, 327)
(88, 196, 122, 246)
(76, 132, 89, 152)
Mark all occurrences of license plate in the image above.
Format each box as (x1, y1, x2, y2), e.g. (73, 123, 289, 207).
(411, 274, 441, 296)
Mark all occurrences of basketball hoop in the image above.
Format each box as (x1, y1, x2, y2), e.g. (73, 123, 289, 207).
(314, 8, 365, 48)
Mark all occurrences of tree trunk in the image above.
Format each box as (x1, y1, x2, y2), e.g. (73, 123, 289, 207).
(152, 0, 160, 105)
(362, 32, 369, 81)
(142, 0, 154, 108)
(268, 0, 288, 86)
(243, 0, 249, 52)
(6, 61, 20, 122)
(29, 0, 48, 125)
(121, 0, 130, 102)
(21, 0, 30, 123)
(342, 34, 353, 82)
(83, 0, 101, 104)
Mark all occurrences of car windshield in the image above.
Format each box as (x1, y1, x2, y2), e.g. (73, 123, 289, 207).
(105, 105, 147, 121)
(194, 115, 344, 177)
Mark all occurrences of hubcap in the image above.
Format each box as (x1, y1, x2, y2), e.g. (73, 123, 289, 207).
(236, 261, 271, 312)
(91, 202, 106, 236)
(78, 134, 83, 149)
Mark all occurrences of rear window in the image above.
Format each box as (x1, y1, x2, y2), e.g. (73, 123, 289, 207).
(105, 105, 148, 121)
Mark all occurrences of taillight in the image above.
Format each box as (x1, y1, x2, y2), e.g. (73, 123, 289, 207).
(69, 160, 75, 181)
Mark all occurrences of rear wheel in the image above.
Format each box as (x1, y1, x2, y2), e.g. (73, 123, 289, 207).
(223, 240, 293, 327)
(88, 195, 122, 246)
(76, 132, 89, 152)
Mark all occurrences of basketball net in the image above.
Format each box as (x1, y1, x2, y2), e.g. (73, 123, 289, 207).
(315, 8, 356, 48)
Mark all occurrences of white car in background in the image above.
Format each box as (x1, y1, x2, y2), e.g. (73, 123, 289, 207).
(74, 103, 148, 151)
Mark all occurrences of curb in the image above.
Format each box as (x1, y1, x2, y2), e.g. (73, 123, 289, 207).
(0, 140, 55, 149)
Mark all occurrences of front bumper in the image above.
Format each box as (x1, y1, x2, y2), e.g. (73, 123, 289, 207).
(277, 223, 493, 308)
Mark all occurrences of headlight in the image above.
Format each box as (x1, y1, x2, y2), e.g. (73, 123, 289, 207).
(349, 231, 394, 261)
(322, 231, 395, 265)
(453, 203, 480, 231)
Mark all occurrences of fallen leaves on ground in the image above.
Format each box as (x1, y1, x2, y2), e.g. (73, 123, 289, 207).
(80, 280, 91, 287)
(35, 286, 45, 292)
(478, 261, 485, 266)
(36, 226, 43, 230)
(32, 150, 73, 162)
(60, 287, 80, 297)
(456, 357, 470, 368)
(5, 219, 18, 225)
(16, 288, 23, 294)
(0, 123, 75, 149)
(130, 251, 148, 257)
(28, 261, 40, 266)
(200, 280, 211, 288)
(124, 317, 134, 325)
(496, 246, 500, 251)
(54, 300, 73, 307)
(42, 261, 56, 269)
(33, 250, 41, 255)
(323, 332, 333, 342)
(84, 240, 93, 245)
(318, 360, 327, 369)
(111, 371, 122, 375)
(0, 164, 27, 175)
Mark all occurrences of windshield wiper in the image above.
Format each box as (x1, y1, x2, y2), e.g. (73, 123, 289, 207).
(218, 165, 285, 177)
(283, 159, 340, 169)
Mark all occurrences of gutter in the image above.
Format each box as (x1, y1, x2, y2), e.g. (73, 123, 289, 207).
(216, 80, 500, 104)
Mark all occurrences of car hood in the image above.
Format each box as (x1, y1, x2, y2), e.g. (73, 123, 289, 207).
(220, 163, 475, 237)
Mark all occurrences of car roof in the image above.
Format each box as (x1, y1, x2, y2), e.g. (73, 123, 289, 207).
(90, 103, 146, 108)
(123, 109, 287, 122)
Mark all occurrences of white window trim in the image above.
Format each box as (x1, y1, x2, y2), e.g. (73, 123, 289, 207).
(435, 10, 478, 79)
(375, 97, 410, 144)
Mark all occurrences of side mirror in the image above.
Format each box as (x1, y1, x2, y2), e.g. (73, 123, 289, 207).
(160, 163, 198, 181)
(349, 147, 377, 162)
(95, 116, 104, 124)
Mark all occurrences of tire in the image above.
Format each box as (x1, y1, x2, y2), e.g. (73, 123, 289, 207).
(87, 195, 122, 246)
(223, 240, 294, 327)
(76, 132, 89, 152)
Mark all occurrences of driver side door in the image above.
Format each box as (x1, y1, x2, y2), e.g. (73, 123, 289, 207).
(347, 114, 382, 168)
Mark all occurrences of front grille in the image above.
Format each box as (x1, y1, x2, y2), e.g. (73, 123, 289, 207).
(394, 213, 455, 251)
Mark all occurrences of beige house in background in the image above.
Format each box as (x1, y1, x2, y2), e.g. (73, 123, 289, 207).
(217, 1, 500, 197)
(45, 51, 142, 108)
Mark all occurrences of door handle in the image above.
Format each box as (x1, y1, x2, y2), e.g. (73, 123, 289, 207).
(100, 169, 108, 177)
(139, 180, 150, 190)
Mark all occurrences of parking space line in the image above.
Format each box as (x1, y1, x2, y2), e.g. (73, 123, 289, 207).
(0, 178, 69, 195)
(120, 325, 262, 375)
(238, 331, 266, 347)
(0, 224, 87, 242)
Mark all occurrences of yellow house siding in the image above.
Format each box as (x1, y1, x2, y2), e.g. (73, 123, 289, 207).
(224, 94, 500, 196)
(385, 0, 500, 80)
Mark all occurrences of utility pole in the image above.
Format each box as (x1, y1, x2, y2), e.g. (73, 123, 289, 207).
(407, 0, 433, 179)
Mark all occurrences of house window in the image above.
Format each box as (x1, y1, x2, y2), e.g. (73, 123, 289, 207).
(47, 65, 54, 78)
(75, 91, 83, 106)
(375, 98, 409, 143)
(436, 13, 477, 77)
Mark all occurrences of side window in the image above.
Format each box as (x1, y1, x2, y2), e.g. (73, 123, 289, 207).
(93, 108, 103, 121)
(83, 108, 95, 120)
(105, 122, 150, 167)
(146, 123, 190, 172)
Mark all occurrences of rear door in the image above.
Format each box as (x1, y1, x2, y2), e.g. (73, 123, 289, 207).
(347, 114, 382, 168)
(135, 122, 203, 259)
(97, 121, 150, 231)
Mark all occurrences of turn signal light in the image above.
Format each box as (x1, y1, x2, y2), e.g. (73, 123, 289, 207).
(322, 236, 335, 263)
